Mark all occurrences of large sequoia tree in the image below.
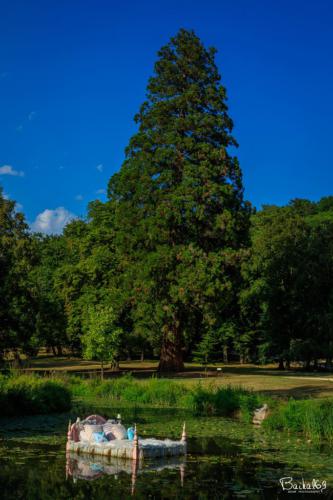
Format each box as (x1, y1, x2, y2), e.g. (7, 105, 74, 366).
(108, 29, 250, 371)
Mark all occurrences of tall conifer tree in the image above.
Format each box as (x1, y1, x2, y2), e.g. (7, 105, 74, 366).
(108, 29, 251, 371)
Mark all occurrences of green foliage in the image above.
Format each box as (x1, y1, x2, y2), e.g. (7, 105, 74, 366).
(31, 235, 68, 354)
(192, 329, 222, 368)
(184, 384, 262, 417)
(265, 398, 333, 443)
(65, 373, 258, 416)
(0, 374, 71, 416)
(241, 201, 333, 367)
(66, 374, 188, 407)
(0, 188, 38, 357)
(82, 305, 122, 374)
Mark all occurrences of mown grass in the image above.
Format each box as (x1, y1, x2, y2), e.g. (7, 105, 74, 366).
(25, 356, 333, 400)
(0, 374, 71, 416)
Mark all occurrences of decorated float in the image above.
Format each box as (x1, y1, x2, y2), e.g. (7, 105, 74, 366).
(66, 414, 187, 460)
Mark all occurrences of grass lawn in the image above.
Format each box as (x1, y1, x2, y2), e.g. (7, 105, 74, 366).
(23, 356, 333, 400)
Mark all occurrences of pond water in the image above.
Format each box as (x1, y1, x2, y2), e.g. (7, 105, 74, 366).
(0, 406, 332, 499)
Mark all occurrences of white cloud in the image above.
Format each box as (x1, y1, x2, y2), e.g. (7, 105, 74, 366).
(96, 188, 106, 194)
(96, 163, 103, 172)
(28, 111, 36, 121)
(16, 124, 23, 132)
(0, 165, 24, 177)
(75, 194, 84, 201)
(31, 207, 76, 235)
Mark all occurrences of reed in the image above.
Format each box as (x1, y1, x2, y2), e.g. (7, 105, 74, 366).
(264, 398, 333, 442)
(63, 374, 261, 417)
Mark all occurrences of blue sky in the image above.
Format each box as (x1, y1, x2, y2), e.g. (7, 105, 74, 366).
(0, 0, 332, 233)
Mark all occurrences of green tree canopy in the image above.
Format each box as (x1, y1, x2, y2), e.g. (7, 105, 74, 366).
(0, 188, 38, 358)
(242, 202, 333, 369)
(82, 304, 122, 378)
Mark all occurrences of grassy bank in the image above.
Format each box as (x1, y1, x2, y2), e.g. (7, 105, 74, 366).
(25, 357, 333, 400)
(0, 374, 71, 416)
(264, 398, 333, 443)
(4, 372, 333, 443)
(67, 374, 264, 418)
(0, 372, 263, 419)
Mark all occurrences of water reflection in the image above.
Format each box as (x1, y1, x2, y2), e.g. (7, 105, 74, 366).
(66, 452, 186, 495)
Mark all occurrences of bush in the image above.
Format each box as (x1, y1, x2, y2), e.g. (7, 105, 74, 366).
(0, 374, 71, 416)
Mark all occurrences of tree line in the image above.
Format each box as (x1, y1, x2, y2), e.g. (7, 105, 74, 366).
(1, 29, 332, 371)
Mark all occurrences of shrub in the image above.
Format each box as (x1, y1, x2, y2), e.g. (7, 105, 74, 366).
(0, 374, 71, 416)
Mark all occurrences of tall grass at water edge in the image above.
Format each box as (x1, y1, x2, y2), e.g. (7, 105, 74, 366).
(264, 398, 333, 443)
(65, 373, 263, 418)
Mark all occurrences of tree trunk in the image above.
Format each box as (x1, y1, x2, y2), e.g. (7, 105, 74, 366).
(140, 350, 144, 362)
(223, 346, 228, 364)
(111, 360, 119, 371)
(13, 351, 22, 369)
(101, 360, 104, 380)
(158, 323, 184, 372)
(278, 358, 285, 370)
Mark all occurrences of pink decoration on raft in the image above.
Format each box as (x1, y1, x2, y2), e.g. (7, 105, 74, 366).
(132, 424, 139, 461)
(181, 422, 186, 443)
(67, 414, 108, 443)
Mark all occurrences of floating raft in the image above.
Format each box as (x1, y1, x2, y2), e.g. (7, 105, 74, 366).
(66, 415, 187, 460)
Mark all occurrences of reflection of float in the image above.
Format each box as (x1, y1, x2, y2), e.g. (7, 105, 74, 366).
(66, 452, 186, 495)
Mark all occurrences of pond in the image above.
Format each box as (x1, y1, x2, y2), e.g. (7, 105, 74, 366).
(0, 405, 332, 499)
